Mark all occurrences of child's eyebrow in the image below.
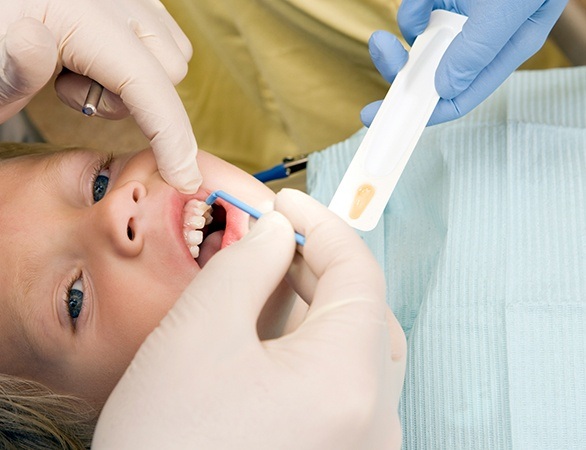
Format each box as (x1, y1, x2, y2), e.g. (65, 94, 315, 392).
(13, 244, 51, 360)
(15, 249, 41, 301)
(40, 151, 71, 189)
(38, 150, 88, 206)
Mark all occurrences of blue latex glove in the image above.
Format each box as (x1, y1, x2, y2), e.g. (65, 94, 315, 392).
(362, 0, 568, 126)
(360, 31, 409, 127)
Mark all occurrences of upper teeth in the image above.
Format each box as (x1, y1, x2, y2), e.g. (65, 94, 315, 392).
(183, 199, 213, 258)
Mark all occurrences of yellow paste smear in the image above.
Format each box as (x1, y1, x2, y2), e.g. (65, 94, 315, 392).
(349, 183, 376, 220)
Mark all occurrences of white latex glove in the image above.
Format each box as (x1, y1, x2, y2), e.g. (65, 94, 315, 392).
(92, 189, 406, 450)
(0, 0, 200, 192)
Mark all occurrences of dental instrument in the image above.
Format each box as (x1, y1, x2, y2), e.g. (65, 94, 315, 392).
(82, 80, 104, 116)
(328, 10, 467, 231)
(205, 190, 306, 246)
(253, 154, 308, 183)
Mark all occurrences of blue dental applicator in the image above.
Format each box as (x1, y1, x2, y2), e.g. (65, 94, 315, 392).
(205, 190, 306, 246)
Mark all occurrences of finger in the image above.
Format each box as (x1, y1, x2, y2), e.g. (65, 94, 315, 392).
(172, 211, 296, 339)
(397, 0, 435, 45)
(274, 189, 385, 310)
(0, 18, 57, 122)
(285, 251, 319, 305)
(113, 75, 199, 194)
(119, 0, 191, 85)
(434, 1, 559, 99)
(368, 31, 408, 85)
(434, 22, 509, 99)
(273, 190, 393, 406)
(150, 0, 193, 63)
(353, 306, 405, 449)
(360, 31, 408, 128)
(385, 306, 407, 413)
(128, 16, 189, 86)
(275, 189, 386, 360)
(54, 72, 129, 119)
(386, 307, 406, 364)
(56, 8, 200, 193)
(429, 8, 560, 125)
(429, 36, 515, 125)
(360, 100, 382, 127)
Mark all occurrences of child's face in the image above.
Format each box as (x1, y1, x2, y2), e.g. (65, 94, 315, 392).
(0, 147, 275, 405)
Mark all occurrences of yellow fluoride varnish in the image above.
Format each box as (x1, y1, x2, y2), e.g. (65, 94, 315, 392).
(349, 184, 376, 220)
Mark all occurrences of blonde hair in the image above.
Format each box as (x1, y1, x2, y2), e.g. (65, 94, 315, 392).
(0, 142, 98, 448)
(0, 142, 76, 161)
(0, 374, 97, 449)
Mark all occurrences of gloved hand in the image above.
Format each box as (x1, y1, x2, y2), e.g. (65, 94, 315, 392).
(362, 0, 568, 126)
(92, 189, 406, 450)
(0, 0, 200, 192)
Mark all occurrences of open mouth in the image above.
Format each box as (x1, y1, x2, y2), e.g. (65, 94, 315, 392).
(181, 198, 239, 267)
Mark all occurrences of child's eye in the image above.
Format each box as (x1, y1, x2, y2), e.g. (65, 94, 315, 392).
(92, 154, 112, 203)
(93, 170, 110, 202)
(67, 279, 84, 321)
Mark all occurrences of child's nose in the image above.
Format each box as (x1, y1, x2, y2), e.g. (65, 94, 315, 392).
(95, 180, 146, 257)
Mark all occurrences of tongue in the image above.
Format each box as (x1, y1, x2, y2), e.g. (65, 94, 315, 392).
(197, 230, 224, 267)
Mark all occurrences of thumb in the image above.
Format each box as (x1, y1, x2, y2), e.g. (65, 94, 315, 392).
(0, 18, 57, 123)
(368, 31, 408, 84)
(169, 211, 297, 340)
